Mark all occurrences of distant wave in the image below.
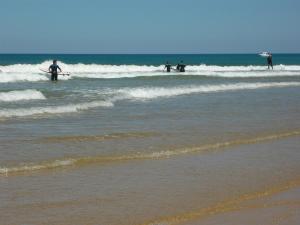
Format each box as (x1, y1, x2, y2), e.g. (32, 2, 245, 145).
(0, 89, 46, 102)
(1, 130, 299, 175)
(0, 100, 113, 118)
(1, 61, 300, 82)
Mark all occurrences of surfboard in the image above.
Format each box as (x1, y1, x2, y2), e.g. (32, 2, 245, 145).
(259, 52, 270, 57)
(40, 69, 70, 76)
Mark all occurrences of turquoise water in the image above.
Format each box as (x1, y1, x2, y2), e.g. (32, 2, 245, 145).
(1, 53, 300, 65)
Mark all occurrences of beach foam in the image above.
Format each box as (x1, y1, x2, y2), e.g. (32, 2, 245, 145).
(0, 100, 113, 118)
(1, 61, 300, 82)
(0, 73, 49, 83)
(118, 82, 300, 100)
(0, 89, 46, 102)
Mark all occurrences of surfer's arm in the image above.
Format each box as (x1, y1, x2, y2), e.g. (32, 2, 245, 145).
(58, 66, 62, 72)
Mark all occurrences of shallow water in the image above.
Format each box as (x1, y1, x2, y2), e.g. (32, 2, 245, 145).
(0, 54, 300, 224)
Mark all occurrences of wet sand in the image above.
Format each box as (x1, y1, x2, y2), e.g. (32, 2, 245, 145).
(184, 187, 300, 225)
(1, 135, 299, 225)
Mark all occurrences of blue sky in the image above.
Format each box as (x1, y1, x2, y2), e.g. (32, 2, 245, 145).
(0, 0, 299, 53)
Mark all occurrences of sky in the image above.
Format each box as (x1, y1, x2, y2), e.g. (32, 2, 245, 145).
(0, 0, 299, 54)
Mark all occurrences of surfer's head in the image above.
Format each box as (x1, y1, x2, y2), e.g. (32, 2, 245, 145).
(53, 60, 57, 64)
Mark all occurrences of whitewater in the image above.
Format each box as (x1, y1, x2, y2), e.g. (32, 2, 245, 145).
(1, 61, 300, 83)
(0, 89, 46, 102)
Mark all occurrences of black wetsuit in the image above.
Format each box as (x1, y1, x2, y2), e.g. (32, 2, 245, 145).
(49, 64, 61, 81)
(267, 56, 273, 70)
(176, 63, 186, 72)
(179, 64, 186, 72)
(165, 64, 172, 72)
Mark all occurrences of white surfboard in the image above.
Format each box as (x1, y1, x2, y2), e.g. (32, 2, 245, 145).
(259, 52, 270, 57)
(40, 69, 70, 76)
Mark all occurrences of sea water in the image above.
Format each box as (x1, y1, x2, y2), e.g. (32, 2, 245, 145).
(0, 54, 300, 225)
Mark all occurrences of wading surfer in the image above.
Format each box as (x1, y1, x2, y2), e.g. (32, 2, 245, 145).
(176, 61, 186, 72)
(49, 60, 62, 81)
(164, 61, 172, 72)
(267, 53, 273, 70)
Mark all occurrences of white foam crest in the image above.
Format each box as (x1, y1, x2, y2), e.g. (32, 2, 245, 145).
(1, 61, 300, 81)
(0, 60, 58, 73)
(119, 82, 300, 99)
(0, 100, 113, 118)
(0, 159, 77, 174)
(62, 63, 159, 74)
(0, 61, 159, 74)
(0, 90, 46, 102)
(187, 64, 300, 72)
(204, 71, 300, 78)
(69, 70, 300, 79)
(0, 61, 70, 83)
(0, 73, 49, 83)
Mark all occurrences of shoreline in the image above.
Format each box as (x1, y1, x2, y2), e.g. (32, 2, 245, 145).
(142, 179, 300, 225)
(189, 186, 300, 225)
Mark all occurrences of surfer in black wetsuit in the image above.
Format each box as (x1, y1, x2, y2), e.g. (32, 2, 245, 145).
(49, 60, 62, 81)
(177, 61, 186, 72)
(164, 61, 172, 72)
(267, 54, 273, 70)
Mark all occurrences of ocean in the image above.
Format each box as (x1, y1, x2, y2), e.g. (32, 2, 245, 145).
(1, 54, 300, 225)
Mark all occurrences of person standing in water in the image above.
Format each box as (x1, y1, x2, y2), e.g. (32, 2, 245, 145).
(49, 60, 62, 81)
(267, 53, 273, 70)
(177, 61, 186, 72)
(164, 61, 172, 72)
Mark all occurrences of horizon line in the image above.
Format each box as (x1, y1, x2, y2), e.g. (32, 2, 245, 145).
(1, 52, 300, 55)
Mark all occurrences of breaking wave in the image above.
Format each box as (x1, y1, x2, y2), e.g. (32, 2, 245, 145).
(0, 89, 46, 102)
(0, 82, 299, 119)
(0, 100, 113, 118)
(118, 82, 300, 99)
(1, 61, 300, 82)
(0, 73, 49, 83)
